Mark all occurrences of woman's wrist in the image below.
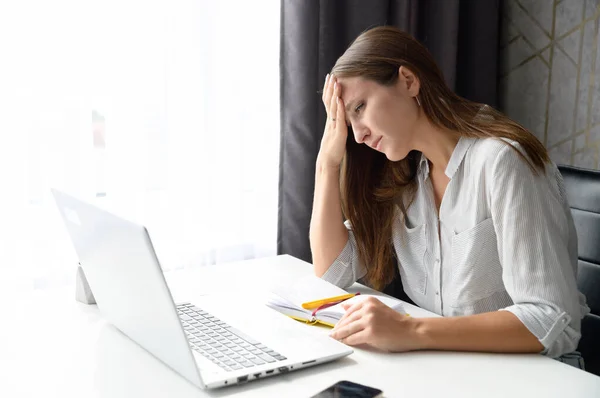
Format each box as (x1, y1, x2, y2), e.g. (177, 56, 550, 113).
(410, 317, 434, 351)
(316, 156, 341, 174)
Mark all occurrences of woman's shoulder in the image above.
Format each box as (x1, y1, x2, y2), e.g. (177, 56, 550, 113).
(469, 137, 520, 162)
(468, 137, 538, 173)
(460, 137, 509, 178)
(469, 137, 562, 200)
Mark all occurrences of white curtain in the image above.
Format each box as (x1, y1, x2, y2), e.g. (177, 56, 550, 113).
(0, 0, 280, 295)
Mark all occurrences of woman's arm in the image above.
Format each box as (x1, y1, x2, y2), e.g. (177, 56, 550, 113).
(330, 297, 543, 353)
(414, 311, 543, 352)
(310, 159, 367, 288)
(310, 161, 348, 277)
(488, 143, 584, 357)
(310, 75, 356, 281)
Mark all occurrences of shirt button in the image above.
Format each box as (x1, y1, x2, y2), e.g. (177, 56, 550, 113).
(435, 291, 440, 296)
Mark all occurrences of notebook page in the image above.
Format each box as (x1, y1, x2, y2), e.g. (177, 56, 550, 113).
(270, 274, 349, 308)
(265, 294, 312, 320)
(319, 294, 406, 320)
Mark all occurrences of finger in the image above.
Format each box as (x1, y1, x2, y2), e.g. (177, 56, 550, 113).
(321, 73, 330, 103)
(336, 95, 346, 128)
(341, 329, 370, 346)
(322, 74, 334, 110)
(333, 300, 366, 331)
(328, 80, 339, 123)
(339, 299, 366, 321)
(330, 317, 366, 341)
(336, 298, 383, 330)
(326, 76, 338, 113)
(333, 305, 363, 331)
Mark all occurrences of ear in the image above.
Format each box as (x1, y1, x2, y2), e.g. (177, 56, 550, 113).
(398, 66, 420, 98)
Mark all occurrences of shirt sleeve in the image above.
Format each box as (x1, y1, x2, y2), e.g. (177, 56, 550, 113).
(490, 143, 586, 357)
(320, 220, 367, 288)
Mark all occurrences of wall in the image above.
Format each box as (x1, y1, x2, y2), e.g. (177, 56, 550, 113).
(499, 0, 600, 169)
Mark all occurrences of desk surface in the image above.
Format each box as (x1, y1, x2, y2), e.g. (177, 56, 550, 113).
(1, 255, 599, 398)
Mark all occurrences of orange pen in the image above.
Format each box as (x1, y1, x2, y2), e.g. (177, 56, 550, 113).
(301, 292, 361, 310)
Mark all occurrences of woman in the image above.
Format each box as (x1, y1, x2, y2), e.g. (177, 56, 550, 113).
(310, 26, 588, 364)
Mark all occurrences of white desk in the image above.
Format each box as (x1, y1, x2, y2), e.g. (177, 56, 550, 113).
(1, 255, 599, 398)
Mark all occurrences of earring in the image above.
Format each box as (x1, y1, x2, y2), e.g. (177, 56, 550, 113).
(415, 96, 421, 107)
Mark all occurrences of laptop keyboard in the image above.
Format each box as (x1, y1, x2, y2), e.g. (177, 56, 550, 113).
(176, 303, 287, 372)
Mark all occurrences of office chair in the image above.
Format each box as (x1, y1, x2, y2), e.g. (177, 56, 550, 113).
(558, 164, 600, 376)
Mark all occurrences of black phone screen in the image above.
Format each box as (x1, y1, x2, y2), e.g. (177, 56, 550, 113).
(310, 380, 383, 398)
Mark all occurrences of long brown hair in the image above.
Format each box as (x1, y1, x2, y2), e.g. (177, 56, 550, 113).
(331, 26, 550, 291)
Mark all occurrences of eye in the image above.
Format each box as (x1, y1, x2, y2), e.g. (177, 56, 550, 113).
(354, 103, 364, 114)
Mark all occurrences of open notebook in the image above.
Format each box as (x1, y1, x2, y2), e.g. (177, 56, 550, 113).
(266, 275, 406, 327)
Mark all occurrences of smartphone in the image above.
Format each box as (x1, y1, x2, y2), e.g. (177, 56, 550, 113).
(310, 380, 383, 398)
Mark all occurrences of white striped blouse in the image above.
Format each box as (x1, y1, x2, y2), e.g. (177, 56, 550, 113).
(321, 136, 590, 358)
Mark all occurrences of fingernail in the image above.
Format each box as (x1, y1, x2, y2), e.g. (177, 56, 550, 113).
(336, 97, 340, 104)
(334, 82, 337, 90)
(326, 73, 329, 82)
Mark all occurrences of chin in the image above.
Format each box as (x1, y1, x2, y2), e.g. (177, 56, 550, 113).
(385, 148, 411, 162)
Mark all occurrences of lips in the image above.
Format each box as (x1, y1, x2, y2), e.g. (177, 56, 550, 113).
(372, 136, 382, 150)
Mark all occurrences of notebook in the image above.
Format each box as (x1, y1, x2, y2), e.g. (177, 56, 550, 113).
(266, 275, 406, 327)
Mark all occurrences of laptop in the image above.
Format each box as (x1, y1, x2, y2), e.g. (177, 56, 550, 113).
(51, 189, 352, 389)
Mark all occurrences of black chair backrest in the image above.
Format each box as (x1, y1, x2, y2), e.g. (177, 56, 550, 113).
(558, 164, 600, 375)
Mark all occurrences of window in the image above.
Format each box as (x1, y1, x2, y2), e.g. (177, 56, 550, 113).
(0, 0, 280, 295)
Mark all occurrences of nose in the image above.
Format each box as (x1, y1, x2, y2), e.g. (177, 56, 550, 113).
(354, 125, 370, 144)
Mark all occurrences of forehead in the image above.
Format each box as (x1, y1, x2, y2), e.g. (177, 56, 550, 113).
(337, 76, 379, 101)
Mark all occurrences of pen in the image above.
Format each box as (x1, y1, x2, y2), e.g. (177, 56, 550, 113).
(301, 292, 360, 309)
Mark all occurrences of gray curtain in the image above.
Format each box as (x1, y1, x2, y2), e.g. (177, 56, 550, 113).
(278, 0, 501, 266)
